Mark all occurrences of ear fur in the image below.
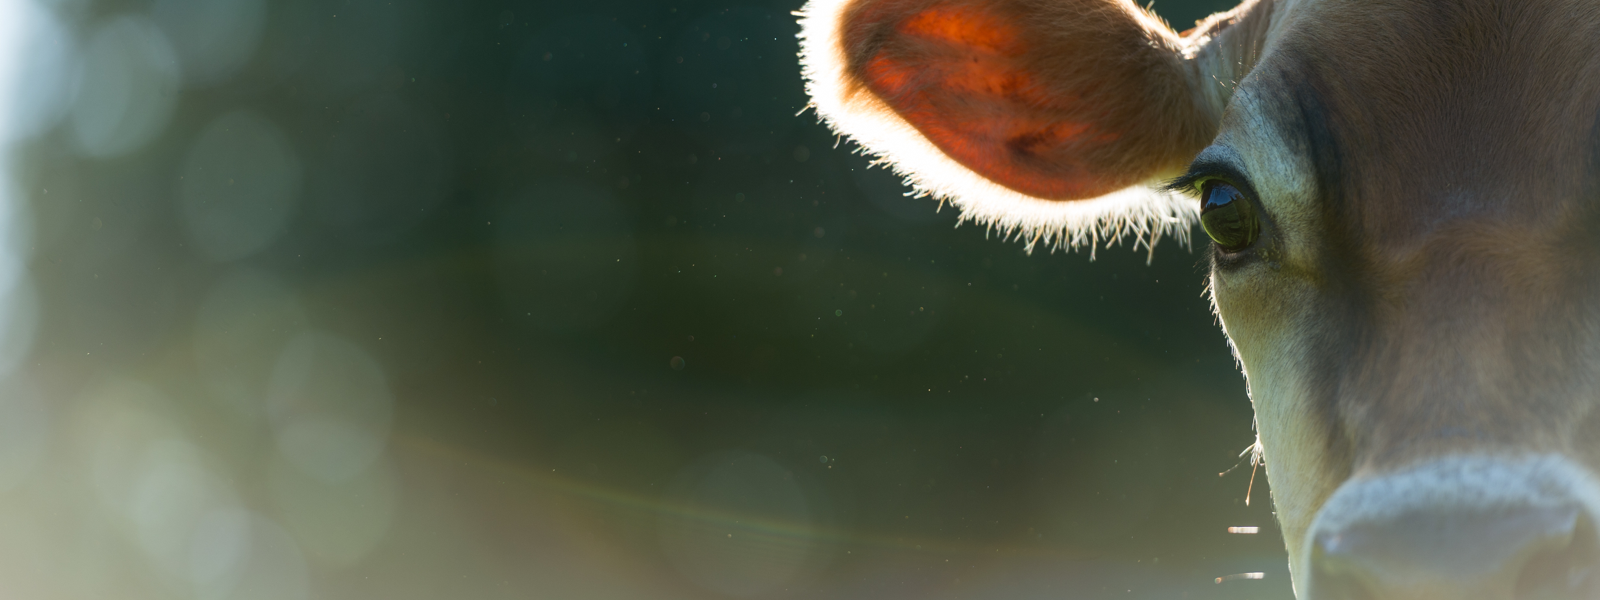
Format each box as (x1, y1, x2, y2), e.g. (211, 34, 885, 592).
(798, 0, 1228, 255)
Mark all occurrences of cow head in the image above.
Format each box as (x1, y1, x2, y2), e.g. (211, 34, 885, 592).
(799, 0, 1600, 596)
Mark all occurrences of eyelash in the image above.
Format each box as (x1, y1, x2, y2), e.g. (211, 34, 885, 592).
(1164, 174, 1223, 197)
(1165, 159, 1254, 200)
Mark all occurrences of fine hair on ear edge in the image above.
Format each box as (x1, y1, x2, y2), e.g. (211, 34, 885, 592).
(796, 0, 1200, 259)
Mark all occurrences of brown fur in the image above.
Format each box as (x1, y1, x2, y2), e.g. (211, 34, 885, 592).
(1253, 0, 1600, 475)
(836, 0, 1219, 199)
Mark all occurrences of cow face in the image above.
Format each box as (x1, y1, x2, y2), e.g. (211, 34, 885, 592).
(799, 0, 1600, 596)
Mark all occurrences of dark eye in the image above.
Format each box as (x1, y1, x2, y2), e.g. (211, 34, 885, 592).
(1199, 181, 1260, 252)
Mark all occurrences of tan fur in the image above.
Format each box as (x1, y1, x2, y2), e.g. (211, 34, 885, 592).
(1209, 0, 1600, 592)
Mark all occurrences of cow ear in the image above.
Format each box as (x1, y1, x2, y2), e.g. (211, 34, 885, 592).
(799, 0, 1246, 253)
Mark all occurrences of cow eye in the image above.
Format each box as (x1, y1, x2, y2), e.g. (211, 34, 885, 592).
(1199, 181, 1260, 252)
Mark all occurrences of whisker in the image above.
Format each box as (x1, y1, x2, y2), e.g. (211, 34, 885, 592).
(1246, 457, 1259, 506)
(1215, 572, 1265, 583)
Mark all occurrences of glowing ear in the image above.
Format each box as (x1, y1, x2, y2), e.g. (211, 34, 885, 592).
(799, 0, 1226, 253)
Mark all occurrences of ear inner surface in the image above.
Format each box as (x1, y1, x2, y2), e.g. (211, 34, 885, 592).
(842, 0, 1209, 201)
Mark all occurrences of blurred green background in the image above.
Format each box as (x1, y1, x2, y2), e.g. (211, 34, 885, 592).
(0, 0, 1292, 598)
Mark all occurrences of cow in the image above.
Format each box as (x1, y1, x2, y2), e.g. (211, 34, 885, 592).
(797, 0, 1600, 597)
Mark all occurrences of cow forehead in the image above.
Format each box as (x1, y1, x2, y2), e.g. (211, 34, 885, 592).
(1243, 0, 1600, 248)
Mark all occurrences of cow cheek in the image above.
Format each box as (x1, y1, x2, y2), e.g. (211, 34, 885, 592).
(1212, 270, 1340, 586)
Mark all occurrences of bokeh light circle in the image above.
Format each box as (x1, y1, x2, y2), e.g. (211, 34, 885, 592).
(0, 376, 46, 493)
(152, 0, 266, 87)
(178, 110, 302, 262)
(0, 0, 74, 144)
(193, 270, 307, 420)
(268, 453, 397, 567)
(265, 331, 394, 483)
(69, 16, 181, 158)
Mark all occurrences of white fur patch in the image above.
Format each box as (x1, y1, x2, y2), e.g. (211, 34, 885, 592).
(794, 0, 1198, 257)
(1309, 454, 1600, 542)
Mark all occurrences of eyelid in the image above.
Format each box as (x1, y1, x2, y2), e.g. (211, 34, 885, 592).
(1163, 173, 1229, 197)
(1164, 146, 1251, 197)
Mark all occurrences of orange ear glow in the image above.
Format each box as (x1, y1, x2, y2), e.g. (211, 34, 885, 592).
(851, 2, 1131, 200)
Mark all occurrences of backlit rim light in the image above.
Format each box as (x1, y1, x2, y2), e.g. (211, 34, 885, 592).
(795, 0, 1197, 258)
